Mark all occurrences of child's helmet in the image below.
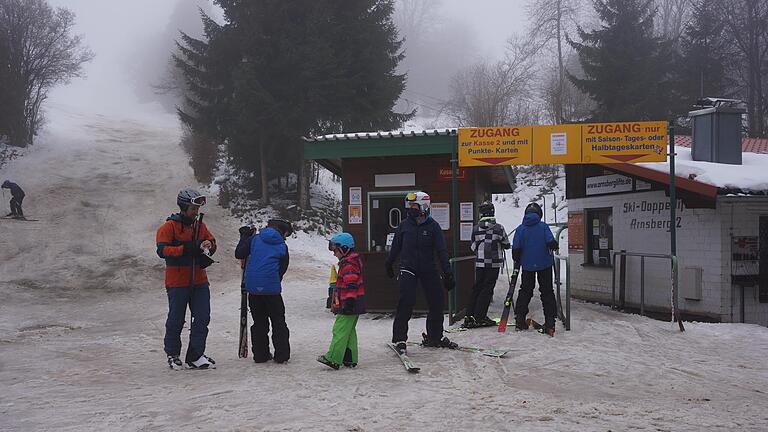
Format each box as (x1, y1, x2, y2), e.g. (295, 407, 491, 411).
(329, 232, 355, 253)
(405, 191, 431, 216)
(177, 188, 206, 210)
(524, 202, 543, 218)
(267, 218, 294, 238)
(478, 200, 495, 217)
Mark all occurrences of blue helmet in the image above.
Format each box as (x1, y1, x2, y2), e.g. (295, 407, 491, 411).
(329, 232, 355, 251)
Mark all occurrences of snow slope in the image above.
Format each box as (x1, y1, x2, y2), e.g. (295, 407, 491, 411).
(1, 105, 767, 431)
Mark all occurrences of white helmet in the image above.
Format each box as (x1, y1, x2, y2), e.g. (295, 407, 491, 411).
(405, 191, 431, 216)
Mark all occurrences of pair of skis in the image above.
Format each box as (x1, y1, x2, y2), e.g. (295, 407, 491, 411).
(0, 215, 38, 221)
(238, 263, 249, 358)
(387, 335, 512, 373)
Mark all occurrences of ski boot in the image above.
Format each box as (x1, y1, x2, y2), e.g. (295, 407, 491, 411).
(477, 316, 497, 327)
(545, 321, 556, 337)
(393, 341, 407, 355)
(515, 319, 529, 331)
(343, 348, 357, 367)
(167, 355, 183, 371)
(316, 355, 340, 370)
(186, 354, 216, 369)
(421, 333, 458, 349)
(461, 316, 478, 329)
(253, 353, 273, 364)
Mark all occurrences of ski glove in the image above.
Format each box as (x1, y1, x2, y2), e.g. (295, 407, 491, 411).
(342, 298, 355, 314)
(385, 262, 395, 279)
(239, 225, 255, 237)
(512, 248, 522, 263)
(547, 240, 559, 251)
(182, 240, 203, 257)
(442, 272, 455, 292)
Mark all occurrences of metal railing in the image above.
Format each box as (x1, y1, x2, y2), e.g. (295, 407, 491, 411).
(611, 250, 683, 330)
(553, 225, 571, 330)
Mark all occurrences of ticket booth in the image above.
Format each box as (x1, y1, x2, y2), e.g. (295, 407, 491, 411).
(304, 129, 514, 320)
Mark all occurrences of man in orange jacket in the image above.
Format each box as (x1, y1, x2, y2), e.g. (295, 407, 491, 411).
(156, 188, 217, 370)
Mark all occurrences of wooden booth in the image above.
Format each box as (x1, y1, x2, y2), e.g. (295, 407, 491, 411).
(304, 129, 514, 321)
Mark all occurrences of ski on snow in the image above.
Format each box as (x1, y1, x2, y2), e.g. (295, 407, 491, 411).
(0, 216, 38, 221)
(445, 318, 501, 333)
(387, 342, 420, 373)
(406, 341, 510, 358)
(497, 262, 521, 332)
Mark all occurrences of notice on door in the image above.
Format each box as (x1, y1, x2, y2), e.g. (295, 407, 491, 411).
(348, 205, 362, 224)
(431, 203, 450, 230)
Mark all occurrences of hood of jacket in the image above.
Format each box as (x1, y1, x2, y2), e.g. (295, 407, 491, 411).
(259, 227, 285, 245)
(523, 212, 541, 226)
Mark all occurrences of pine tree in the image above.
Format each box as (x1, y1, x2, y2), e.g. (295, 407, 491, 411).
(567, 0, 675, 122)
(671, 0, 733, 112)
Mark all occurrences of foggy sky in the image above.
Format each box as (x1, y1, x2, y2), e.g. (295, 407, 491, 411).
(43, 0, 528, 119)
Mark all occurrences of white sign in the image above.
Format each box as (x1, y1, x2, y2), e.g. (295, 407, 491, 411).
(372, 199, 379, 209)
(431, 202, 450, 230)
(386, 233, 395, 247)
(599, 237, 609, 249)
(460, 202, 474, 221)
(374, 173, 415, 188)
(349, 187, 362, 205)
(460, 222, 473, 241)
(550, 132, 567, 155)
(348, 205, 362, 224)
(635, 179, 652, 191)
(586, 174, 633, 196)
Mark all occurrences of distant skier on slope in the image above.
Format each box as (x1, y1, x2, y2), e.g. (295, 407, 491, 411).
(156, 188, 217, 370)
(2, 180, 25, 218)
(236, 219, 293, 364)
(463, 200, 510, 328)
(317, 232, 366, 370)
(512, 202, 559, 336)
(385, 191, 457, 354)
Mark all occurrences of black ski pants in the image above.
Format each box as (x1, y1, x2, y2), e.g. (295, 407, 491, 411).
(9, 196, 23, 216)
(392, 270, 444, 343)
(467, 267, 500, 320)
(249, 294, 290, 362)
(514, 267, 557, 328)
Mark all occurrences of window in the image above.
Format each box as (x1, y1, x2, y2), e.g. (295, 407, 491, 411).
(586, 208, 613, 266)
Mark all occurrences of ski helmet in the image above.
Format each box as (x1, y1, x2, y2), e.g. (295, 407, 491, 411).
(267, 218, 294, 238)
(405, 191, 431, 216)
(329, 232, 355, 253)
(177, 188, 206, 210)
(478, 200, 495, 217)
(524, 202, 543, 218)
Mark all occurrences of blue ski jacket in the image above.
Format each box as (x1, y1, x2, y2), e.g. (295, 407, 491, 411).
(386, 216, 450, 276)
(236, 227, 289, 295)
(512, 212, 555, 271)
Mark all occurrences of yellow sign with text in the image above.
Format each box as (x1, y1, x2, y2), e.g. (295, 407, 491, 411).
(458, 126, 533, 167)
(458, 121, 667, 166)
(532, 124, 582, 164)
(581, 121, 667, 163)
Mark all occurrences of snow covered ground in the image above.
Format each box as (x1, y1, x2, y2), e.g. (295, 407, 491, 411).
(1, 106, 768, 431)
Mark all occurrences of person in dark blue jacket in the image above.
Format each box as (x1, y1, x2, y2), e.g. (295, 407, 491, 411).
(512, 202, 559, 335)
(385, 191, 457, 354)
(235, 218, 293, 363)
(2, 180, 25, 218)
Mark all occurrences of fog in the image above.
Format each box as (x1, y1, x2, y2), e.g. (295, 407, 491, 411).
(43, 0, 527, 120)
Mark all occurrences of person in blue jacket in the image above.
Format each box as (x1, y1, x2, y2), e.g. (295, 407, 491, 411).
(512, 202, 559, 335)
(385, 191, 457, 354)
(235, 218, 293, 363)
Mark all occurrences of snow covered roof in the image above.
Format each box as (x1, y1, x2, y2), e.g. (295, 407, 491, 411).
(304, 128, 457, 142)
(674, 135, 768, 154)
(630, 146, 768, 193)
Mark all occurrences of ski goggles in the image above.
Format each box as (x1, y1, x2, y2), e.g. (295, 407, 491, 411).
(328, 240, 337, 251)
(406, 192, 418, 201)
(189, 195, 206, 206)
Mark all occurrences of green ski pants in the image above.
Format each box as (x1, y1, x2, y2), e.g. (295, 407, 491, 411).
(325, 314, 359, 365)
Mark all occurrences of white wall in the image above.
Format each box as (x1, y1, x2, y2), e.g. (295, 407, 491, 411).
(568, 191, 724, 320)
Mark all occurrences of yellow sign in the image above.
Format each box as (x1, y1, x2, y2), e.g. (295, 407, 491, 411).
(582, 121, 667, 163)
(532, 124, 582, 164)
(458, 126, 533, 167)
(458, 121, 667, 166)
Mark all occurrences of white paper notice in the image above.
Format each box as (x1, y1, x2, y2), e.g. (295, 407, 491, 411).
(373, 199, 379, 209)
(551, 132, 567, 155)
(431, 203, 450, 230)
(460, 222, 473, 241)
(460, 202, 474, 221)
(349, 187, 362, 205)
(599, 237, 608, 249)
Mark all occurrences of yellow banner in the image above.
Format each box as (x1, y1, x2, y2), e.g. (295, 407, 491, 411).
(532, 124, 582, 164)
(458, 121, 667, 166)
(458, 126, 533, 167)
(581, 121, 667, 163)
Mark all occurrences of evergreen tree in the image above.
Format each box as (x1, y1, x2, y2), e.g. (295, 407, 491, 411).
(567, 0, 675, 121)
(672, 0, 733, 112)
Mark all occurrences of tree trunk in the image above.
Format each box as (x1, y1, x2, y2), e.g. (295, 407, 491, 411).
(298, 152, 311, 210)
(259, 139, 270, 205)
(556, 0, 564, 124)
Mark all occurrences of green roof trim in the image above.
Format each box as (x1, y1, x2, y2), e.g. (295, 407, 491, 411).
(303, 134, 458, 159)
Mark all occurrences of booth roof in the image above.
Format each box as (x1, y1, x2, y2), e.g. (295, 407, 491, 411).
(304, 128, 457, 142)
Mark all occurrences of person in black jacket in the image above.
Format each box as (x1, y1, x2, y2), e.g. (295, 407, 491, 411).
(385, 191, 457, 354)
(2, 180, 25, 218)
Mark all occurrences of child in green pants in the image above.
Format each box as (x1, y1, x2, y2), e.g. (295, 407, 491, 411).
(317, 232, 365, 370)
